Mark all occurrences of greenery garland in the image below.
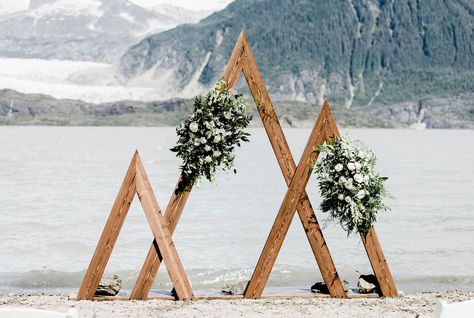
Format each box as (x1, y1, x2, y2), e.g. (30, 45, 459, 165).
(171, 79, 252, 195)
(315, 134, 390, 236)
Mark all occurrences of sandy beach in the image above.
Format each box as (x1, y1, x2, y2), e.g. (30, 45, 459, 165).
(0, 291, 472, 317)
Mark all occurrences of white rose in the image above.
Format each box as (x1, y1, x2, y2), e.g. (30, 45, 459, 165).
(204, 156, 212, 163)
(213, 150, 221, 157)
(334, 164, 343, 172)
(345, 196, 352, 203)
(200, 137, 207, 144)
(189, 122, 199, 133)
(213, 135, 221, 143)
(338, 194, 344, 201)
(344, 179, 353, 190)
(355, 162, 362, 170)
(194, 139, 200, 146)
(356, 190, 366, 199)
(363, 175, 370, 183)
(354, 173, 364, 183)
(347, 162, 356, 171)
(204, 145, 211, 151)
(339, 176, 346, 183)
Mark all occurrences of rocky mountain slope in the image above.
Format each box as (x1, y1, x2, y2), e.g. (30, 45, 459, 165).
(0, 0, 209, 63)
(119, 0, 474, 107)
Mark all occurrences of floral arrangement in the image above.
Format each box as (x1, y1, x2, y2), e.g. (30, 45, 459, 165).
(315, 134, 389, 236)
(171, 79, 252, 195)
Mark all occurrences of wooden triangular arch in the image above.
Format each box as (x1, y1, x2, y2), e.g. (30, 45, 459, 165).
(77, 151, 194, 301)
(111, 31, 397, 300)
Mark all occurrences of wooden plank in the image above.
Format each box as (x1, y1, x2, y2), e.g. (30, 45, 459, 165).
(130, 31, 250, 300)
(323, 104, 398, 298)
(244, 103, 331, 299)
(77, 152, 138, 300)
(361, 228, 398, 297)
(240, 37, 346, 298)
(130, 177, 191, 300)
(135, 156, 194, 301)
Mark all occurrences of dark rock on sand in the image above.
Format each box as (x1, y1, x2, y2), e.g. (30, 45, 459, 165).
(357, 274, 378, 294)
(311, 280, 349, 294)
(95, 275, 122, 296)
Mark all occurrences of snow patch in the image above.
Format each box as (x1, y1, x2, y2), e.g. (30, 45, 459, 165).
(319, 83, 326, 106)
(181, 52, 212, 98)
(119, 11, 135, 23)
(367, 82, 383, 106)
(27, 0, 103, 18)
(215, 30, 224, 48)
(345, 79, 355, 108)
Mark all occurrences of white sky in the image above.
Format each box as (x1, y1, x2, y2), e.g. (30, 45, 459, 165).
(0, 0, 234, 14)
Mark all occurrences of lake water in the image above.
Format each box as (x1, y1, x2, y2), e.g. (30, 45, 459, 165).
(0, 126, 473, 295)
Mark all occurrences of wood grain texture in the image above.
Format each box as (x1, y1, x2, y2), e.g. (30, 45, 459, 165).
(77, 152, 138, 300)
(134, 157, 194, 301)
(130, 31, 249, 300)
(244, 102, 332, 299)
(362, 228, 398, 297)
(239, 34, 346, 299)
(77, 152, 193, 301)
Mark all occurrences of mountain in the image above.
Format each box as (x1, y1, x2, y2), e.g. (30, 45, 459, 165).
(119, 0, 474, 108)
(2, 87, 472, 128)
(0, 0, 209, 63)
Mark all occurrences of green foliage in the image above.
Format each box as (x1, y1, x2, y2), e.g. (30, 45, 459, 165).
(171, 80, 252, 194)
(315, 134, 390, 235)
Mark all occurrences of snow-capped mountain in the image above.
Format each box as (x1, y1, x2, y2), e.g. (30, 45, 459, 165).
(0, 0, 209, 63)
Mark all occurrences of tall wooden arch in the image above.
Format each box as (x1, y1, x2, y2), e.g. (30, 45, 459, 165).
(128, 31, 397, 300)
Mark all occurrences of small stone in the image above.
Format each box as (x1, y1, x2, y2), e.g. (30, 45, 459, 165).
(357, 274, 378, 294)
(221, 281, 248, 295)
(311, 282, 329, 294)
(311, 280, 349, 294)
(95, 275, 122, 296)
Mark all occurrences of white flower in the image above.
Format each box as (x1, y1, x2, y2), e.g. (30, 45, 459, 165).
(199, 137, 207, 144)
(213, 150, 221, 157)
(204, 156, 212, 163)
(355, 162, 362, 170)
(344, 179, 353, 190)
(339, 176, 346, 183)
(347, 162, 356, 171)
(213, 135, 221, 143)
(345, 196, 352, 203)
(356, 190, 366, 199)
(224, 111, 231, 119)
(334, 164, 343, 172)
(189, 122, 199, 132)
(204, 145, 211, 151)
(363, 175, 370, 184)
(338, 194, 344, 200)
(194, 139, 201, 146)
(354, 173, 364, 183)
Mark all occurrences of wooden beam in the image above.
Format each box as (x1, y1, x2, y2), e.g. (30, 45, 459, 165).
(321, 105, 398, 298)
(362, 228, 398, 297)
(77, 152, 138, 300)
(135, 158, 194, 301)
(130, 31, 249, 300)
(240, 35, 346, 298)
(244, 102, 332, 299)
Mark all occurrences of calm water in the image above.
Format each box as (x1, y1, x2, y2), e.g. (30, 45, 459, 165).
(0, 127, 473, 294)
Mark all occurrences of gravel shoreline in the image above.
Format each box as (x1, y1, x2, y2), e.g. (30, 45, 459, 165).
(1, 291, 473, 317)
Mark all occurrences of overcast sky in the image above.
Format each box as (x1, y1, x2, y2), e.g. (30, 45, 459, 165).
(0, 0, 234, 15)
